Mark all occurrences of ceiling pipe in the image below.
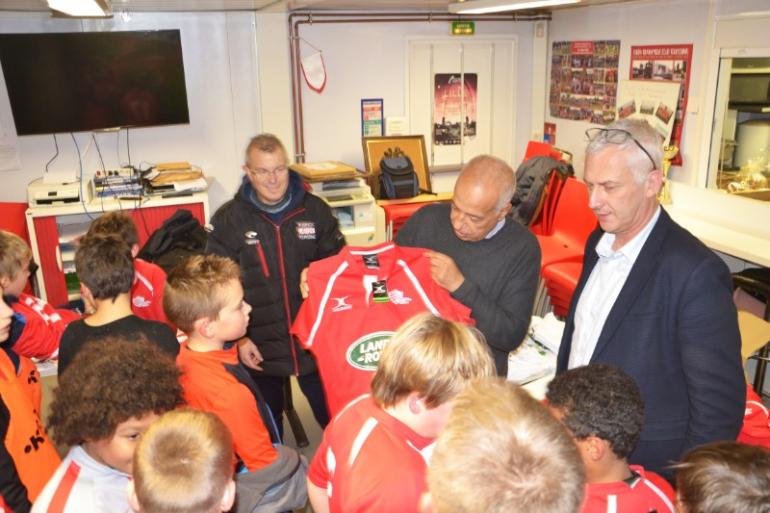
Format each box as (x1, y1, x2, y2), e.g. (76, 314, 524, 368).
(286, 10, 550, 163)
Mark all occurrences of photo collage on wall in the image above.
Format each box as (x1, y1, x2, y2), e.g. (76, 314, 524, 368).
(629, 44, 693, 165)
(433, 73, 478, 146)
(549, 40, 621, 125)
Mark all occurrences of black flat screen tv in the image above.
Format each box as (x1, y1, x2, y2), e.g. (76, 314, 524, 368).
(0, 29, 190, 136)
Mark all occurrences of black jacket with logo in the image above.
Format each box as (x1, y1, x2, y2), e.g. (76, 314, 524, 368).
(206, 173, 345, 376)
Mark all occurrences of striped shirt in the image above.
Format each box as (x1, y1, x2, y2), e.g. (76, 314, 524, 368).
(32, 446, 130, 513)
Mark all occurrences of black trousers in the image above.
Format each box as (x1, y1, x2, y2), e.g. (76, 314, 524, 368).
(250, 370, 329, 439)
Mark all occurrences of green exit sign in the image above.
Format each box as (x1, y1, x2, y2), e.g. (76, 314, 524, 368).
(451, 21, 475, 36)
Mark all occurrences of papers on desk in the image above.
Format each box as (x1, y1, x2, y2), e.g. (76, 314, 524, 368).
(173, 176, 207, 192)
(145, 166, 207, 194)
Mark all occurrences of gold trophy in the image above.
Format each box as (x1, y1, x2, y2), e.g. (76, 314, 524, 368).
(658, 145, 678, 204)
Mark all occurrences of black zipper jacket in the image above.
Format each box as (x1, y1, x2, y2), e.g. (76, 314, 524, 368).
(206, 172, 345, 376)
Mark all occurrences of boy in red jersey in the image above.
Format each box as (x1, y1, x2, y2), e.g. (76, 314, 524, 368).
(0, 229, 80, 361)
(307, 313, 494, 513)
(546, 364, 676, 513)
(165, 254, 307, 513)
(85, 211, 173, 329)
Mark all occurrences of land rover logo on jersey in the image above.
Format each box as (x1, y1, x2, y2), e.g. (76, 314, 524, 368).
(346, 331, 395, 371)
(295, 221, 317, 240)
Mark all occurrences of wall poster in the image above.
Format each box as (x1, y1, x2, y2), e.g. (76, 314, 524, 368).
(617, 79, 681, 146)
(361, 98, 384, 137)
(433, 73, 477, 146)
(629, 44, 693, 165)
(549, 40, 620, 124)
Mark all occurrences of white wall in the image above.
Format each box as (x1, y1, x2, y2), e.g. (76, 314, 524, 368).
(296, 19, 535, 172)
(546, 0, 711, 183)
(0, 11, 261, 212)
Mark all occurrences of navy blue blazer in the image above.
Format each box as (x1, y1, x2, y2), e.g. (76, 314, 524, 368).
(557, 209, 745, 458)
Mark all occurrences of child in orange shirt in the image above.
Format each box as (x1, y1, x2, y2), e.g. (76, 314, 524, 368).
(165, 254, 307, 513)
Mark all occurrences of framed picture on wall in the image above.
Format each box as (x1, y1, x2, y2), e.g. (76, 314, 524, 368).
(362, 135, 432, 196)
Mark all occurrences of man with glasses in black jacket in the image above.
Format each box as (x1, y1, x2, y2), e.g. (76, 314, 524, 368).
(206, 134, 345, 437)
(557, 119, 745, 479)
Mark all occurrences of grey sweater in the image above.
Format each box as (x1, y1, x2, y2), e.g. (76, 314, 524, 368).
(396, 203, 541, 375)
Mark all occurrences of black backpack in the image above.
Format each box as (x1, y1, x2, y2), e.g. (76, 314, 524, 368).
(379, 148, 420, 200)
(510, 156, 574, 226)
(138, 209, 207, 273)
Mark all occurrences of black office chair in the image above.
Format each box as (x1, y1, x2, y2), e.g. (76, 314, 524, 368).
(733, 269, 770, 395)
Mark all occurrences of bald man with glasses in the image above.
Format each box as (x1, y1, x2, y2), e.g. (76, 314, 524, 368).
(556, 119, 744, 478)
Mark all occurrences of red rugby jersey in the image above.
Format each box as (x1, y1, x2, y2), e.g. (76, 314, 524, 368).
(581, 465, 675, 513)
(292, 243, 473, 417)
(308, 395, 433, 513)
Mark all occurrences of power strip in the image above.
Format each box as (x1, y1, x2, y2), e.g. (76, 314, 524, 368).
(94, 167, 135, 179)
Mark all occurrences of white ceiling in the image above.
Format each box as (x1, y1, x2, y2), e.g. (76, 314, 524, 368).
(0, 0, 636, 13)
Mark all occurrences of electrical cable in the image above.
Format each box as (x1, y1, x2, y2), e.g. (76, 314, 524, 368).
(92, 133, 112, 213)
(71, 133, 94, 220)
(126, 127, 132, 168)
(116, 129, 122, 167)
(45, 134, 60, 174)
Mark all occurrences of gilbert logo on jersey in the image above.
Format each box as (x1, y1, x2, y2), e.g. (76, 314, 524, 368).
(346, 331, 394, 370)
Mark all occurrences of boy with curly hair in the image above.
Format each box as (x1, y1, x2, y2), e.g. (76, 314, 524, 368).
(129, 408, 236, 513)
(307, 313, 495, 513)
(57, 234, 179, 374)
(32, 337, 184, 513)
(0, 229, 80, 360)
(674, 441, 770, 513)
(546, 364, 676, 513)
(165, 254, 308, 513)
(85, 212, 173, 329)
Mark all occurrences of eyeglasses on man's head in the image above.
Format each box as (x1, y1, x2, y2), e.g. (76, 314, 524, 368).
(585, 128, 657, 170)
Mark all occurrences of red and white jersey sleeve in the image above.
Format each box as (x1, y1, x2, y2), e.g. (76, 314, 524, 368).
(10, 293, 80, 360)
(292, 243, 473, 416)
(131, 258, 174, 330)
(307, 395, 433, 513)
(738, 383, 770, 448)
(581, 465, 675, 513)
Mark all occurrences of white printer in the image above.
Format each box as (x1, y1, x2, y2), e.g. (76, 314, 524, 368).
(27, 178, 84, 207)
(310, 178, 375, 229)
(310, 178, 384, 245)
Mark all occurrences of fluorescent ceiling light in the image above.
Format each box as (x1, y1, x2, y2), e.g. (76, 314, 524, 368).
(47, 0, 111, 17)
(449, 0, 581, 14)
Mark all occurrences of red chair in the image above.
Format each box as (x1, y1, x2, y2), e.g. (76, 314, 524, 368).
(535, 177, 597, 272)
(0, 202, 34, 295)
(543, 261, 584, 317)
(523, 140, 564, 161)
(0, 202, 30, 243)
(528, 172, 566, 236)
(522, 141, 571, 236)
(381, 201, 437, 241)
